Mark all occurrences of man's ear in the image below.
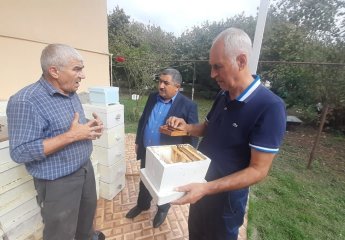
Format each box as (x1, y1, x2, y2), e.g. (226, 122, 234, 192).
(236, 54, 247, 71)
(48, 66, 59, 79)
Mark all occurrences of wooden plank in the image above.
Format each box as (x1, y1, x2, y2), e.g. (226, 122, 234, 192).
(159, 125, 188, 136)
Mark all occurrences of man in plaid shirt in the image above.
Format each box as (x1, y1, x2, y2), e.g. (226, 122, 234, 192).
(7, 44, 105, 240)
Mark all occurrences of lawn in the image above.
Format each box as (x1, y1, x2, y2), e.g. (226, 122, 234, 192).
(248, 126, 345, 240)
(120, 93, 345, 240)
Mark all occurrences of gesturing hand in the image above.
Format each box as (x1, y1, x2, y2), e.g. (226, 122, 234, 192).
(91, 112, 104, 135)
(69, 112, 103, 141)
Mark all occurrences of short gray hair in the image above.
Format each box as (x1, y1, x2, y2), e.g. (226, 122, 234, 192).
(40, 44, 83, 75)
(212, 28, 252, 65)
(160, 68, 182, 85)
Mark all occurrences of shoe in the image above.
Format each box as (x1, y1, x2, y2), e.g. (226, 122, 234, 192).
(92, 231, 105, 240)
(153, 209, 169, 228)
(126, 205, 144, 219)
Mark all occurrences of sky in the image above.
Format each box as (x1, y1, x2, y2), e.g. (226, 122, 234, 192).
(107, 0, 261, 36)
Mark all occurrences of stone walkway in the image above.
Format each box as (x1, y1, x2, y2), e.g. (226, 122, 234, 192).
(93, 134, 247, 239)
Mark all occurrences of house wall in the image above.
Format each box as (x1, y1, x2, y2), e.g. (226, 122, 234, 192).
(0, 0, 110, 100)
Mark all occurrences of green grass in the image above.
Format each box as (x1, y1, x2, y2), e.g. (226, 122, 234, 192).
(120, 94, 148, 133)
(248, 132, 345, 240)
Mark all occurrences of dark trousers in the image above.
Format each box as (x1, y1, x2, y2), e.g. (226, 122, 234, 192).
(137, 157, 170, 212)
(33, 160, 97, 240)
(189, 188, 249, 240)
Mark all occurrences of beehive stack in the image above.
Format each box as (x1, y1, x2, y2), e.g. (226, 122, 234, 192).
(83, 100, 126, 200)
(0, 117, 43, 240)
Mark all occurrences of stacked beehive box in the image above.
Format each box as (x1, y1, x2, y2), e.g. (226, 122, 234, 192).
(0, 117, 43, 240)
(83, 87, 126, 200)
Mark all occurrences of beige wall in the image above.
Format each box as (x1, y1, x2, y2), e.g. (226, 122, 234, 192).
(0, 0, 109, 100)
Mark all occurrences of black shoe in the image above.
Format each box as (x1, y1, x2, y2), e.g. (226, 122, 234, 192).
(153, 209, 169, 228)
(126, 205, 145, 219)
(92, 231, 105, 240)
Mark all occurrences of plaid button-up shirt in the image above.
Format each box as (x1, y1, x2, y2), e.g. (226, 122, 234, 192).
(6, 77, 92, 180)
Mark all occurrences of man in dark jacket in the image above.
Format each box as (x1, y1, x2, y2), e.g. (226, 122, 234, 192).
(125, 68, 198, 228)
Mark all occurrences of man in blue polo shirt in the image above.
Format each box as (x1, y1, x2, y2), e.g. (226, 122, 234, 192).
(6, 44, 105, 240)
(125, 68, 198, 228)
(166, 28, 286, 239)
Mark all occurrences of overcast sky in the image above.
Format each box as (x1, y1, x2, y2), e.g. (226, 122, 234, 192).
(107, 0, 261, 36)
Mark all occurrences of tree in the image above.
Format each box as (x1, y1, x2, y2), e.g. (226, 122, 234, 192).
(175, 14, 257, 98)
(108, 7, 176, 120)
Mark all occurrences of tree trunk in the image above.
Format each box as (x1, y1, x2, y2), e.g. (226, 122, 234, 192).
(307, 104, 329, 169)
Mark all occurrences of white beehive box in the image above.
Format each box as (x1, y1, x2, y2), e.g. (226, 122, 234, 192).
(0, 196, 40, 233)
(3, 212, 43, 240)
(88, 86, 119, 105)
(0, 180, 36, 218)
(82, 103, 124, 129)
(92, 143, 125, 166)
(98, 160, 126, 184)
(0, 140, 17, 173)
(0, 146, 33, 196)
(93, 124, 124, 149)
(99, 175, 125, 200)
(140, 144, 210, 205)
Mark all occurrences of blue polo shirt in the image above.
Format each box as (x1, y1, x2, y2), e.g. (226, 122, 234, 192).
(198, 75, 286, 181)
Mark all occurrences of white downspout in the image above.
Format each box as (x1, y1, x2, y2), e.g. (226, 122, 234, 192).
(249, 0, 270, 74)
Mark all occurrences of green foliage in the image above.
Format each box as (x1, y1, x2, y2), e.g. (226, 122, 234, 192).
(108, 6, 176, 99)
(174, 15, 257, 95)
(271, 0, 345, 40)
(110, 1, 345, 130)
(260, 0, 345, 129)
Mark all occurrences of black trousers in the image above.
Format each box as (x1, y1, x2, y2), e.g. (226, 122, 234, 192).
(137, 157, 170, 212)
(33, 160, 97, 240)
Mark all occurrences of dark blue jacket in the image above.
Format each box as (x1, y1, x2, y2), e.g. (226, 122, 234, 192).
(135, 92, 199, 161)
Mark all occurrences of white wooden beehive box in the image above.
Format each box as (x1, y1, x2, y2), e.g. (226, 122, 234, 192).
(98, 160, 126, 184)
(0, 180, 36, 218)
(0, 140, 33, 195)
(0, 196, 40, 233)
(93, 123, 124, 149)
(3, 211, 43, 240)
(140, 144, 210, 205)
(99, 175, 125, 200)
(92, 142, 125, 166)
(88, 86, 119, 105)
(0, 140, 17, 173)
(82, 103, 124, 129)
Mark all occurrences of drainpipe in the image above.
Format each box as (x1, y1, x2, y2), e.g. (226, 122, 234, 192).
(110, 53, 113, 86)
(250, 0, 270, 74)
